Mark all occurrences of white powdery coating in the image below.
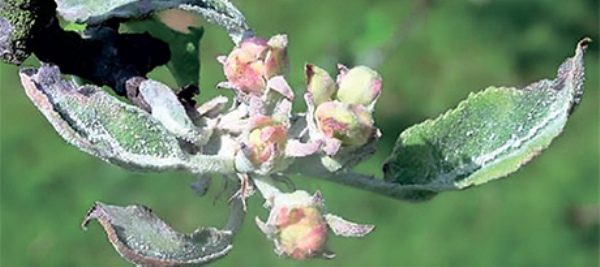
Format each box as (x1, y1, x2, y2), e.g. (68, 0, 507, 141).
(139, 80, 201, 143)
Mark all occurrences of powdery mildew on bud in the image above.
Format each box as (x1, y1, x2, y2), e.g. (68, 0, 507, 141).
(336, 66, 382, 108)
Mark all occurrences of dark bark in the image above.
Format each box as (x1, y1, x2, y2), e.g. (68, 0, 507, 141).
(1, 0, 171, 95)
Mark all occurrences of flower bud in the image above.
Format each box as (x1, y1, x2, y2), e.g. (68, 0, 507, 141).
(223, 38, 268, 94)
(336, 66, 382, 106)
(314, 101, 374, 147)
(278, 206, 328, 260)
(222, 35, 288, 95)
(268, 191, 328, 260)
(256, 190, 374, 260)
(247, 116, 288, 166)
(305, 64, 336, 105)
(265, 35, 288, 78)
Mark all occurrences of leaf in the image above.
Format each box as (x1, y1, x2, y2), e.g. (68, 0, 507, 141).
(126, 17, 204, 87)
(19, 65, 190, 171)
(382, 38, 590, 201)
(20, 64, 236, 174)
(82, 202, 233, 267)
(138, 79, 211, 145)
(56, 0, 175, 23)
(55, 0, 249, 43)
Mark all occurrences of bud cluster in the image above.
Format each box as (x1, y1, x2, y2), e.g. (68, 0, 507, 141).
(256, 191, 330, 260)
(219, 35, 294, 174)
(305, 64, 382, 155)
(219, 35, 384, 174)
(221, 35, 288, 95)
(219, 36, 379, 259)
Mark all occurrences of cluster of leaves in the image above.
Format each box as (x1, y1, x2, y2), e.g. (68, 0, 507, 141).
(0, 0, 591, 266)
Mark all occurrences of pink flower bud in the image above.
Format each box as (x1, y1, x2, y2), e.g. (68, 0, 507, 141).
(305, 64, 336, 105)
(267, 191, 328, 260)
(314, 101, 374, 147)
(256, 190, 376, 260)
(265, 35, 288, 78)
(336, 66, 382, 106)
(247, 116, 288, 165)
(222, 35, 288, 95)
(278, 206, 328, 260)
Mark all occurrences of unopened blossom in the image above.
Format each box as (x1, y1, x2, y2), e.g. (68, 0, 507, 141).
(246, 115, 288, 166)
(258, 191, 329, 260)
(336, 66, 382, 107)
(277, 206, 328, 260)
(222, 35, 288, 95)
(264, 35, 288, 78)
(302, 64, 382, 153)
(255, 189, 375, 260)
(305, 64, 336, 106)
(314, 101, 374, 147)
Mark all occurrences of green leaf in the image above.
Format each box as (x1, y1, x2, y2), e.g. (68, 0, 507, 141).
(55, 0, 249, 42)
(127, 17, 204, 87)
(382, 38, 590, 201)
(82, 202, 233, 267)
(20, 65, 236, 174)
(56, 0, 174, 23)
(19, 65, 190, 171)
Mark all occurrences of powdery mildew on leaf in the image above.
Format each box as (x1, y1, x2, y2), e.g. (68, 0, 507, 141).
(20, 65, 190, 171)
(9, 0, 591, 261)
(56, 0, 250, 42)
(382, 38, 589, 200)
(82, 202, 233, 267)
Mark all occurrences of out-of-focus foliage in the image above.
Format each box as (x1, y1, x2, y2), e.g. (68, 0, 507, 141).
(1, 0, 598, 267)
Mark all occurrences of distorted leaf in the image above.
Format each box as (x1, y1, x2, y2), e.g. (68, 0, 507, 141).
(382, 38, 590, 200)
(56, 0, 249, 42)
(56, 0, 178, 23)
(82, 202, 233, 267)
(19, 65, 190, 171)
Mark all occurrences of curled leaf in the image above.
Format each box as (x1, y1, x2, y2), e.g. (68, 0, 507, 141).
(19, 65, 190, 171)
(56, 0, 250, 43)
(383, 38, 590, 200)
(82, 202, 233, 267)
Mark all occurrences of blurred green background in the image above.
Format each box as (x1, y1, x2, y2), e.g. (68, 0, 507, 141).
(1, 0, 599, 266)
